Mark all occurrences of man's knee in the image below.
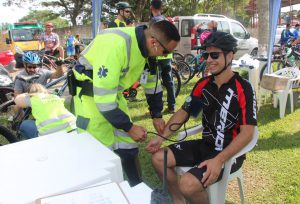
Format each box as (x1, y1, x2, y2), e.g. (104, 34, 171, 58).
(151, 149, 164, 168)
(152, 148, 176, 170)
(179, 173, 205, 197)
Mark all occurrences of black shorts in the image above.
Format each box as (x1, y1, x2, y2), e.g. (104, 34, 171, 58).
(169, 139, 244, 185)
(75, 45, 81, 54)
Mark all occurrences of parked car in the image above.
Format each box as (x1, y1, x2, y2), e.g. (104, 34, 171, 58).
(173, 14, 258, 59)
(0, 50, 16, 70)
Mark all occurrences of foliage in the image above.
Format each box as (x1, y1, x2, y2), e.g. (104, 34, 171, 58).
(3, 0, 252, 26)
(19, 10, 69, 28)
(197, 0, 251, 26)
(41, 0, 92, 26)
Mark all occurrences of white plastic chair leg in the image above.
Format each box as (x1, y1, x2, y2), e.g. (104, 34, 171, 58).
(290, 91, 294, 113)
(279, 92, 288, 118)
(207, 183, 221, 204)
(237, 174, 245, 204)
(273, 94, 278, 108)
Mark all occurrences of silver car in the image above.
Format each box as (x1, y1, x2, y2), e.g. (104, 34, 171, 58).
(173, 14, 258, 59)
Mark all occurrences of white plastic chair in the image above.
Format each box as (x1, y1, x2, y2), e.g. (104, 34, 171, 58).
(258, 67, 300, 118)
(176, 125, 259, 204)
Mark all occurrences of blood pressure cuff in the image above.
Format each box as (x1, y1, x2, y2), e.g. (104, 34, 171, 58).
(181, 95, 203, 118)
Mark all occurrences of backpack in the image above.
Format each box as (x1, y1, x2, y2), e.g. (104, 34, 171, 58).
(280, 29, 286, 44)
(66, 35, 74, 47)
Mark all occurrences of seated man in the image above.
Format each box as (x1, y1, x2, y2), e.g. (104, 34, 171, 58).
(146, 31, 257, 204)
(38, 22, 64, 59)
(14, 51, 64, 97)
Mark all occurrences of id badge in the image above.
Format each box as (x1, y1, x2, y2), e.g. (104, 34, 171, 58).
(140, 70, 148, 84)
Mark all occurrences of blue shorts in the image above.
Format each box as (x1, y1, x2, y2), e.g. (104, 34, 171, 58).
(66, 46, 75, 56)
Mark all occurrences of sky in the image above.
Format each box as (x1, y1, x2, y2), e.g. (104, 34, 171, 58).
(0, 1, 300, 24)
(0, 0, 42, 24)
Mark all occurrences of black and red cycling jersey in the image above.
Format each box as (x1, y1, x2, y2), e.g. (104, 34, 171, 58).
(184, 72, 257, 151)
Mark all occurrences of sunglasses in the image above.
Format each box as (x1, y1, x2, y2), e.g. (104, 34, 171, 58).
(202, 52, 224, 60)
(154, 37, 172, 55)
(26, 65, 37, 69)
(124, 10, 131, 13)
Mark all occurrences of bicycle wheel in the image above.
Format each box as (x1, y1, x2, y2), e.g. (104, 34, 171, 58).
(184, 53, 195, 64)
(174, 60, 192, 85)
(259, 59, 285, 81)
(0, 125, 18, 145)
(0, 99, 14, 121)
(173, 52, 184, 61)
(0, 87, 14, 107)
(171, 68, 181, 97)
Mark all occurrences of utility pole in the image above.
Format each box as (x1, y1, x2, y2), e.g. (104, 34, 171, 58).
(92, 0, 102, 38)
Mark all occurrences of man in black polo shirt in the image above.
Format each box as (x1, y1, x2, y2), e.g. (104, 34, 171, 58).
(146, 31, 257, 204)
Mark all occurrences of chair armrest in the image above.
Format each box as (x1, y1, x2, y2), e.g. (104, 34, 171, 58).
(232, 126, 259, 160)
(177, 125, 204, 140)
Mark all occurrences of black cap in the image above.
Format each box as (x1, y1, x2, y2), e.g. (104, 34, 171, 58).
(151, 0, 162, 9)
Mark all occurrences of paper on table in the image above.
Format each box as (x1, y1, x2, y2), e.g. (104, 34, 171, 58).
(119, 181, 152, 204)
(38, 182, 129, 204)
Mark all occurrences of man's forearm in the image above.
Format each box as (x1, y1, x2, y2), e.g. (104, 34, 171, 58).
(215, 125, 255, 164)
(161, 108, 189, 139)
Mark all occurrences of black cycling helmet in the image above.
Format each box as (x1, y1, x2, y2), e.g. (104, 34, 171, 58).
(202, 31, 237, 54)
(202, 32, 237, 76)
(151, 0, 162, 9)
(116, 2, 132, 10)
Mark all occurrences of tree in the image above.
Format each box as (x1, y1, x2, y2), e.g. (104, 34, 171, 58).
(41, 0, 92, 26)
(19, 10, 69, 28)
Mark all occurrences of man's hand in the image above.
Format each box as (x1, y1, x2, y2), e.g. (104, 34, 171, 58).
(128, 124, 147, 142)
(198, 157, 224, 187)
(152, 118, 165, 135)
(146, 137, 163, 154)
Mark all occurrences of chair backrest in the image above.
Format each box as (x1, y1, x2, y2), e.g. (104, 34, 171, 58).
(272, 67, 300, 91)
(273, 67, 300, 79)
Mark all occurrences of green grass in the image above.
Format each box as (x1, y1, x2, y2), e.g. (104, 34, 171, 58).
(128, 78, 300, 204)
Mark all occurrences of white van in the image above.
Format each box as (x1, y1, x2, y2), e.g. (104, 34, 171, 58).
(173, 14, 258, 59)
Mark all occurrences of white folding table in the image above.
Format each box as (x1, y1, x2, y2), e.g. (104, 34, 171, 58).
(0, 131, 123, 204)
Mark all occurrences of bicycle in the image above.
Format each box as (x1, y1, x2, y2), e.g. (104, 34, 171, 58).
(37, 50, 77, 70)
(0, 64, 14, 106)
(259, 44, 300, 81)
(182, 51, 207, 85)
(0, 61, 76, 143)
(173, 51, 184, 61)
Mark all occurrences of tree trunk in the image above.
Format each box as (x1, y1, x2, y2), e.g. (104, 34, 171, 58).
(258, 0, 269, 57)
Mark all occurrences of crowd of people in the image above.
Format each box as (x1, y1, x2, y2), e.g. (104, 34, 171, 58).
(10, 1, 258, 203)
